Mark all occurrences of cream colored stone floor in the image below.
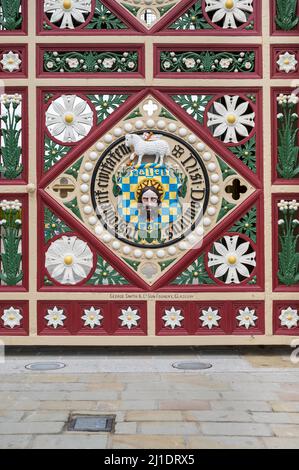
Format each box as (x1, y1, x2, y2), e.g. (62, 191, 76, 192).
(0, 347, 299, 449)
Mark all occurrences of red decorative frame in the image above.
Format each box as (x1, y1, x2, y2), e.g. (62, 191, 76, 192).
(270, 0, 299, 36)
(272, 193, 299, 292)
(271, 44, 299, 78)
(0, 193, 28, 292)
(204, 232, 258, 287)
(37, 86, 264, 293)
(273, 301, 299, 336)
(43, 231, 98, 288)
(156, 300, 265, 335)
(36, 43, 145, 78)
(0, 0, 27, 36)
(37, 300, 147, 335)
(271, 87, 299, 186)
(0, 87, 28, 185)
(154, 44, 263, 79)
(0, 45, 27, 77)
(0, 301, 29, 336)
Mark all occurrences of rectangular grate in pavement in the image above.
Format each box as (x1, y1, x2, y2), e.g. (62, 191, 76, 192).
(67, 415, 115, 432)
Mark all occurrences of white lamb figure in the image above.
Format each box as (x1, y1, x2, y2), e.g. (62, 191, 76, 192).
(125, 133, 170, 166)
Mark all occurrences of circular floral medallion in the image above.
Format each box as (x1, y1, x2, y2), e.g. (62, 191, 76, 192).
(45, 235, 94, 285)
(207, 95, 255, 144)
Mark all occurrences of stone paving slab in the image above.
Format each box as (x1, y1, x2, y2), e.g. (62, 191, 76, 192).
(0, 347, 298, 449)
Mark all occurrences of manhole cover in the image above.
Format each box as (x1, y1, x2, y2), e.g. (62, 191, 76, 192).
(68, 415, 115, 432)
(25, 362, 66, 371)
(172, 361, 212, 370)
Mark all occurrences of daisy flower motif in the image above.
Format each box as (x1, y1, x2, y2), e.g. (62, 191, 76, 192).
(205, 0, 253, 29)
(199, 307, 221, 329)
(45, 306, 66, 329)
(44, 0, 92, 29)
(45, 236, 94, 285)
(1, 307, 23, 329)
(162, 307, 184, 329)
(208, 235, 256, 284)
(236, 307, 257, 329)
(207, 95, 255, 143)
(277, 52, 298, 74)
(119, 307, 140, 329)
(279, 307, 299, 329)
(82, 306, 103, 329)
(1, 51, 21, 73)
(46, 95, 93, 143)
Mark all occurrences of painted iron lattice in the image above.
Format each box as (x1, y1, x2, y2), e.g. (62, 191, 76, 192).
(0, 0, 298, 344)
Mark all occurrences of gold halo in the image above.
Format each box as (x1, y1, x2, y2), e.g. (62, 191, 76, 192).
(135, 178, 165, 202)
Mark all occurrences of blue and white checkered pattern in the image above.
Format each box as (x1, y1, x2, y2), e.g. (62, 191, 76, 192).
(116, 164, 181, 227)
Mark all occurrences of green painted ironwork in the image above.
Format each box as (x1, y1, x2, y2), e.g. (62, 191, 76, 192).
(160, 51, 255, 73)
(230, 136, 256, 172)
(171, 94, 213, 124)
(65, 157, 83, 180)
(0, 200, 22, 286)
(230, 206, 257, 243)
(275, 0, 298, 31)
(172, 255, 215, 285)
(276, 94, 299, 179)
(44, 51, 138, 74)
(0, 94, 23, 180)
(87, 256, 129, 285)
(87, 94, 128, 124)
(277, 200, 299, 286)
(44, 208, 70, 243)
(168, 1, 212, 30)
(0, 0, 22, 30)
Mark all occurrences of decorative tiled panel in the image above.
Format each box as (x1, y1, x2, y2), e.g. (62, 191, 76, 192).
(0, 301, 29, 335)
(156, 300, 265, 335)
(0, 194, 28, 291)
(0, 1, 296, 344)
(37, 44, 145, 77)
(273, 301, 299, 335)
(37, 301, 147, 335)
(154, 44, 262, 78)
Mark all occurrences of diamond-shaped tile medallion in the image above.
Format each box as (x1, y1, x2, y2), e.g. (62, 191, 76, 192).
(44, 95, 256, 285)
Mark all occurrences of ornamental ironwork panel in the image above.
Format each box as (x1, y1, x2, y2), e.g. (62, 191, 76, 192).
(0, 0, 298, 344)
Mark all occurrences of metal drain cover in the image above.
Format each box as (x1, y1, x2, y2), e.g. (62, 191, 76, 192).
(25, 362, 66, 371)
(68, 415, 115, 432)
(172, 361, 212, 370)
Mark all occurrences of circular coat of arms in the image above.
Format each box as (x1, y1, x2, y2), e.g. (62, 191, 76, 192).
(91, 131, 210, 248)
